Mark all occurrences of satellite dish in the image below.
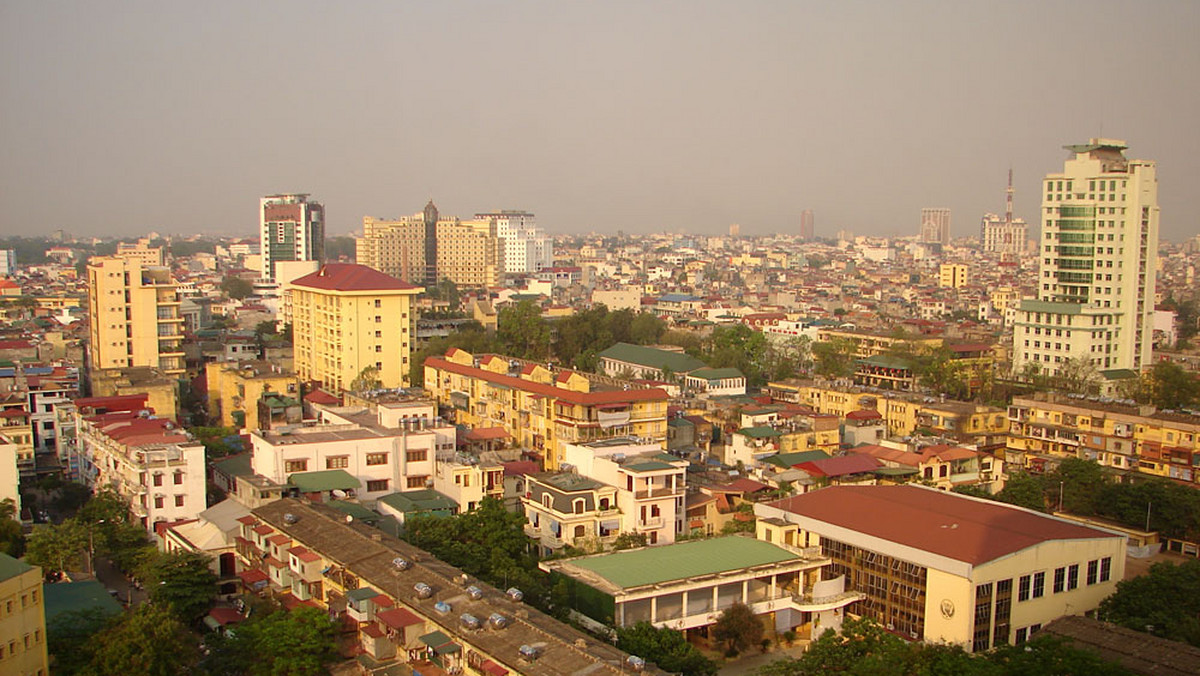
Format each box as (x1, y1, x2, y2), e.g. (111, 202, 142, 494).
(345, 514, 353, 523)
(332, 489, 347, 499)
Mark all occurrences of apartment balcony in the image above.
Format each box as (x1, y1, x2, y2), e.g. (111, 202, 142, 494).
(633, 485, 685, 500)
(790, 590, 867, 613)
(635, 517, 665, 530)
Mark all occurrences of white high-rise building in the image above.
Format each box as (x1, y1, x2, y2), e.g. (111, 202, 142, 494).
(920, 208, 951, 245)
(1012, 139, 1158, 381)
(260, 194, 325, 282)
(475, 210, 552, 275)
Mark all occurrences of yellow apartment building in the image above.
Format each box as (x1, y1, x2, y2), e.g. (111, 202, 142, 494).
(436, 219, 500, 289)
(355, 216, 427, 284)
(290, 264, 423, 393)
(356, 210, 500, 289)
(205, 361, 301, 430)
(1007, 392, 1200, 485)
(86, 256, 185, 376)
(0, 554, 48, 676)
(89, 366, 179, 423)
(424, 349, 669, 470)
(938, 263, 968, 289)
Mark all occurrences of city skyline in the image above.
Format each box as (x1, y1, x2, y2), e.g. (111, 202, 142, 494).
(2, 2, 1198, 240)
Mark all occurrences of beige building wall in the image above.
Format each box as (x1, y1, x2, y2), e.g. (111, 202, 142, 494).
(205, 361, 301, 430)
(436, 219, 499, 289)
(356, 216, 427, 284)
(87, 257, 185, 375)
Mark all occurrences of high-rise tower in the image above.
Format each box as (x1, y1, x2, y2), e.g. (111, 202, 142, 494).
(1012, 139, 1158, 381)
(799, 210, 814, 240)
(920, 208, 951, 246)
(260, 193, 324, 282)
(980, 170, 1029, 254)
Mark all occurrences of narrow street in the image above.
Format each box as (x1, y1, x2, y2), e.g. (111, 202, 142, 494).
(92, 556, 148, 607)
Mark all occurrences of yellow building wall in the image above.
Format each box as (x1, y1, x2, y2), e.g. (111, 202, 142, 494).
(205, 363, 300, 429)
(923, 567, 974, 647)
(0, 561, 49, 675)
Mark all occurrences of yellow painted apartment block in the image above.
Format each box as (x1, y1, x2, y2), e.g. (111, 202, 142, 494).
(424, 349, 669, 470)
(86, 256, 185, 375)
(0, 554, 48, 676)
(290, 264, 423, 393)
(205, 361, 301, 429)
(1007, 393, 1200, 485)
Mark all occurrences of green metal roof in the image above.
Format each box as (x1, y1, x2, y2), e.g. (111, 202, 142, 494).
(0, 553, 33, 581)
(212, 453, 254, 478)
(286, 469, 361, 492)
(420, 630, 455, 648)
(859, 355, 914, 370)
(377, 489, 458, 514)
(764, 450, 832, 468)
(597, 343, 706, 373)
(738, 426, 781, 439)
(346, 587, 380, 602)
(566, 536, 801, 589)
(543, 473, 603, 491)
(689, 367, 745, 380)
(325, 500, 380, 523)
(623, 461, 675, 473)
(1018, 300, 1084, 315)
(1100, 369, 1138, 380)
(42, 580, 123, 622)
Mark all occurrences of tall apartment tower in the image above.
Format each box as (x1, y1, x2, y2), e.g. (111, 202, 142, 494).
(799, 210, 814, 240)
(1012, 139, 1158, 380)
(356, 201, 501, 288)
(920, 208, 951, 245)
(260, 193, 324, 282)
(423, 199, 439, 286)
(87, 256, 185, 375)
(476, 210, 551, 274)
(980, 170, 1029, 254)
(356, 215, 427, 284)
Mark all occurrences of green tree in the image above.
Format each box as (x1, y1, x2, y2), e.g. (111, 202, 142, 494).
(0, 498, 24, 557)
(220, 276, 254, 300)
(1049, 458, 1108, 514)
(630, 312, 666, 344)
(408, 320, 499, 386)
(208, 606, 339, 676)
(712, 601, 764, 656)
(813, 338, 857, 379)
(25, 519, 88, 574)
(992, 472, 1048, 512)
(497, 300, 551, 359)
(1141, 361, 1200, 410)
(612, 532, 647, 550)
(349, 365, 383, 392)
(138, 550, 218, 624)
(1099, 559, 1200, 647)
(987, 635, 1134, 675)
(616, 622, 717, 676)
(47, 607, 114, 676)
(82, 604, 199, 676)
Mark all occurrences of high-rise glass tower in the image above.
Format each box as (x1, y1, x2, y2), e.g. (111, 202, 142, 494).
(260, 193, 324, 282)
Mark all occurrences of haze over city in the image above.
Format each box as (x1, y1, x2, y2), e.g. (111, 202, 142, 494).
(2, 1, 1199, 239)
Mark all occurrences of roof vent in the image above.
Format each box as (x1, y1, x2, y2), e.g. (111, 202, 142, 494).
(283, 513, 298, 525)
(488, 613, 509, 629)
(506, 587, 524, 602)
(460, 613, 481, 630)
(466, 585, 483, 600)
(434, 601, 452, 614)
(392, 557, 411, 571)
(413, 583, 433, 599)
(518, 644, 543, 661)
(627, 656, 646, 672)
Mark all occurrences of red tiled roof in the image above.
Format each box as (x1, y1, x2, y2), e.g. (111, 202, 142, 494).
(207, 607, 245, 626)
(0, 408, 28, 419)
(425, 357, 667, 407)
(464, 427, 511, 442)
(797, 454, 881, 477)
(767, 485, 1120, 566)
(845, 409, 883, 421)
(236, 569, 268, 585)
(303, 389, 340, 405)
(720, 478, 770, 494)
(376, 607, 424, 630)
(291, 263, 421, 292)
(361, 623, 385, 639)
(502, 461, 540, 477)
(0, 338, 31, 348)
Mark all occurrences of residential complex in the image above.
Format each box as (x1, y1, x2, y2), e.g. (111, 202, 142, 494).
(1013, 139, 1159, 380)
(204, 360, 301, 430)
(423, 349, 669, 470)
(289, 264, 423, 392)
(86, 256, 185, 376)
(260, 193, 324, 283)
(0, 554, 48, 676)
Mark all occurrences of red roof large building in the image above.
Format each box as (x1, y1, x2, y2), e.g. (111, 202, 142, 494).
(755, 484, 1126, 652)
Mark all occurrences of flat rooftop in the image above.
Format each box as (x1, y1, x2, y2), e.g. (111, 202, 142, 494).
(551, 536, 805, 590)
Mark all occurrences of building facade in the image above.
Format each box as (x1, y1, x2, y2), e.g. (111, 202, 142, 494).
(86, 257, 186, 376)
(260, 193, 324, 283)
(0, 554, 48, 676)
(289, 264, 423, 393)
(920, 208, 951, 246)
(205, 361, 301, 430)
(1012, 139, 1158, 379)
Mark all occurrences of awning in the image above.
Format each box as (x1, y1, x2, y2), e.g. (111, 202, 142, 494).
(419, 630, 454, 649)
(287, 469, 361, 493)
(236, 569, 269, 590)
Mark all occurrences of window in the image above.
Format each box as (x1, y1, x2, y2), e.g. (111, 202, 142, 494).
(406, 476, 427, 489)
(366, 479, 389, 492)
(173, 472, 183, 485)
(405, 450, 427, 463)
(365, 453, 387, 466)
(1067, 564, 1079, 590)
(175, 495, 184, 507)
(374, 299, 381, 308)
(153, 474, 163, 487)
(1032, 571, 1045, 598)
(1015, 627, 1028, 644)
(284, 459, 308, 473)
(154, 496, 164, 509)
(1053, 567, 1065, 593)
(1017, 574, 1031, 602)
(325, 456, 349, 469)
(1086, 560, 1098, 585)
(1100, 557, 1112, 582)
(572, 498, 585, 514)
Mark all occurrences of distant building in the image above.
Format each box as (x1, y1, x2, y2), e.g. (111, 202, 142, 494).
(260, 193, 324, 282)
(356, 202, 503, 288)
(205, 361, 300, 430)
(920, 208, 951, 246)
(475, 210, 552, 275)
(0, 250, 15, 276)
(939, 263, 968, 289)
(980, 213, 1028, 255)
(1012, 139, 1158, 381)
(799, 209, 814, 240)
(115, 237, 165, 266)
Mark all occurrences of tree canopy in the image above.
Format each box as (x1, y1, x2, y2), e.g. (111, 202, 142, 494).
(202, 606, 339, 676)
(82, 604, 199, 676)
(1100, 559, 1200, 647)
(138, 550, 218, 624)
(615, 622, 717, 676)
(712, 601, 764, 656)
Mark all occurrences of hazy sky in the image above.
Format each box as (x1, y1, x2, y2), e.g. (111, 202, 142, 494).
(2, 1, 1198, 240)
